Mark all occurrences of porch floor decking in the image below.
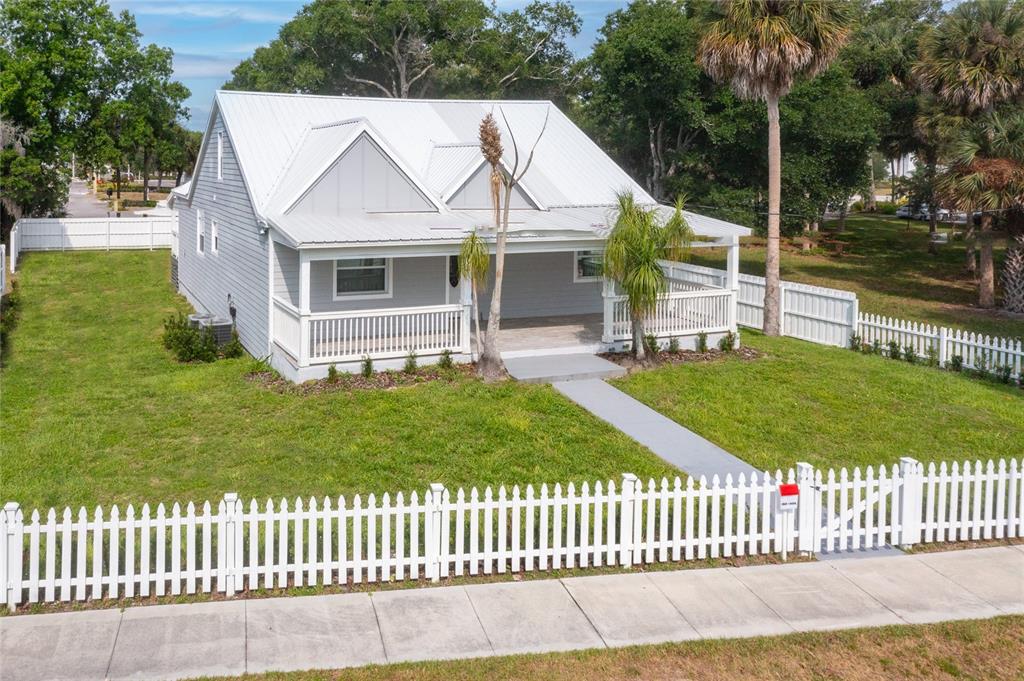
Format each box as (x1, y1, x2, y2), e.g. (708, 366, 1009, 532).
(482, 314, 605, 353)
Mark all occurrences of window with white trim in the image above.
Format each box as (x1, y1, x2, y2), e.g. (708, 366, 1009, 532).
(334, 258, 392, 299)
(196, 210, 205, 254)
(574, 250, 602, 282)
(210, 219, 219, 254)
(216, 133, 223, 180)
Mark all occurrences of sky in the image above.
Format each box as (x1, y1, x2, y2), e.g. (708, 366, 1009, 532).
(110, 1, 627, 131)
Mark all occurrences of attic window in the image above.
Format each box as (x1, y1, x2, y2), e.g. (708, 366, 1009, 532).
(217, 133, 223, 180)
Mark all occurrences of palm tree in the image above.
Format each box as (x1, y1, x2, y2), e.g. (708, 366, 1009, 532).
(914, 0, 1024, 300)
(458, 230, 489, 361)
(604, 192, 693, 362)
(698, 0, 850, 336)
(938, 111, 1024, 308)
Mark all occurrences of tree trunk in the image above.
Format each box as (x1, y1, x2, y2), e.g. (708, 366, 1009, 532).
(142, 148, 150, 202)
(478, 183, 511, 379)
(175, 169, 184, 186)
(762, 94, 782, 336)
(472, 280, 482, 360)
(632, 316, 646, 362)
(965, 219, 977, 274)
(928, 211, 938, 255)
(115, 166, 121, 217)
(867, 160, 877, 212)
(890, 159, 897, 203)
(978, 213, 995, 308)
(837, 204, 847, 232)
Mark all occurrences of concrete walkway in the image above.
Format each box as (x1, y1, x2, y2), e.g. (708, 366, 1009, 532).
(505, 353, 626, 383)
(1, 546, 1020, 680)
(555, 378, 758, 480)
(63, 180, 111, 218)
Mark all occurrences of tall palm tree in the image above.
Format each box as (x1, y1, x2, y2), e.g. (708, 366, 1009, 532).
(938, 111, 1024, 308)
(604, 192, 693, 362)
(914, 0, 1024, 301)
(698, 0, 850, 336)
(458, 230, 489, 361)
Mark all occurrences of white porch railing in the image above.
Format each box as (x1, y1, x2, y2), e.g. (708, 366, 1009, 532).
(609, 289, 736, 341)
(272, 298, 302, 359)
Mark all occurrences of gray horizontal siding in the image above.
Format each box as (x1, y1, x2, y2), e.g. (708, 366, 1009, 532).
(177, 111, 270, 355)
(309, 256, 449, 313)
(273, 241, 299, 307)
(477, 251, 601, 319)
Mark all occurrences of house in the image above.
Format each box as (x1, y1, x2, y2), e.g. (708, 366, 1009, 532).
(170, 91, 750, 381)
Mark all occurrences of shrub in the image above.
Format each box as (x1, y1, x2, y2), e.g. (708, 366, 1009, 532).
(876, 202, 898, 215)
(360, 355, 373, 378)
(848, 333, 862, 351)
(948, 355, 964, 372)
(850, 200, 864, 212)
(903, 345, 917, 364)
(162, 314, 217, 362)
(667, 337, 680, 353)
(973, 351, 989, 378)
(718, 331, 736, 352)
(438, 348, 454, 370)
(696, 331, 708, 353)
(925, 345, 939, 367)
(871, 339, 882, 356)
(643, 334, 659, 357)
(221, 329, 244, 358)
(404, 351, 418, 374)
(995, 365, 1013, 384)
(327, 364, 340, 383)
(887, 340, 901, 359)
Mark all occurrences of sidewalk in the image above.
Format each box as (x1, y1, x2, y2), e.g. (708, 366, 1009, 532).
(2, 546, 1020, 681)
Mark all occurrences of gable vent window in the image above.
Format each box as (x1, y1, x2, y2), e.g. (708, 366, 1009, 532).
(217, 133, 223, 180)
(196, 210, 205, 254)
(211, 219, 219, 254)
(334, 258, 392, 300)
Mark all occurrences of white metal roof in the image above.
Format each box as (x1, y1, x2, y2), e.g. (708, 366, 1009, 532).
(207, 90, 751, 244)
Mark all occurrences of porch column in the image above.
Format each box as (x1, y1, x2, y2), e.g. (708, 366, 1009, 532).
(726, 235, 740, 333)
(298, 251, 311, 367)
(601, 276, 615, 344)
(459, 275, 473, 355)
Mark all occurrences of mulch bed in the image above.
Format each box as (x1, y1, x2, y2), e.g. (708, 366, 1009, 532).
(248, 363, 478, 394)
(599, 346, 762, 372)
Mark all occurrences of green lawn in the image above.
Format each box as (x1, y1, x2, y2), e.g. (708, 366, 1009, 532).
(613, 332, 1023, 474)
(0, 252, 672, 511)
(691, 215, 1024, 339)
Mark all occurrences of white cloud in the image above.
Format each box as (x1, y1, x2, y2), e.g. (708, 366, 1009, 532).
(128, 2, 294, 24)
(173, 53, 244, 79)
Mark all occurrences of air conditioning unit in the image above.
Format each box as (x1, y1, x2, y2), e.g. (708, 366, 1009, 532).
(189, 313, 233, 345)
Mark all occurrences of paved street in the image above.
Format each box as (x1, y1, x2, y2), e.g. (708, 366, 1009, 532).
(2, 546, 1020, 681)
(63, 180, 111, 218)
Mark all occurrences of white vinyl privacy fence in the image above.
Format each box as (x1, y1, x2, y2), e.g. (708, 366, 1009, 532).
(2, 456, 1020, 610)
(9, 217, 176, 272)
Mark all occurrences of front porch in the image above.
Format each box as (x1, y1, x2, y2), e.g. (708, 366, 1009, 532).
(269, 238, 742, 380)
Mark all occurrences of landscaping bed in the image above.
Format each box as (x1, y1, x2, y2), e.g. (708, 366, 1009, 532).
(599, 345, 761, 371)
(249, 363, 478, 394)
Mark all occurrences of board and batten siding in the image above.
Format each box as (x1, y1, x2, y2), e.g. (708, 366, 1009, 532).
(477, 251, 601, 319)
(446, 164, 534, 209)
(177, 111, 270, 355)
(308, 256, 449, 313)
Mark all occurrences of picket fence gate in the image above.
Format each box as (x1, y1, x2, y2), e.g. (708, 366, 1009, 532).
(858, 313, 1023, 379)
(2, 457, 1021, 610)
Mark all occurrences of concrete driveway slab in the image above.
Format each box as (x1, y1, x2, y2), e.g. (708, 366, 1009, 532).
(647, 568, 794, 638)
(914, 547, 1024, 614)
(246, 593, 386, 673)
(464, 579, 605, 655)
(107, 600, 245, 681)
(371, 587, 492, 663)
(729, 562, 903, 631)
(0, 608, 121, 681)
(561, 572, 698, 646)
(832, 555, 999, 624)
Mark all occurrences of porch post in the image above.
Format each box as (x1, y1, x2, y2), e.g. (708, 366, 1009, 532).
(601, 276, 615, 344)
(726, 235, 740, 334)
(298, 251, 311, 367)
(459, 275, 473, 355)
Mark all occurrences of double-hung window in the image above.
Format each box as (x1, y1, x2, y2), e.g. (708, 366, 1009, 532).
(196, 210, 205, 254)
(334, 258, 392, 300)
(574, 250, 602, 282)
(210, 219, 219, 254)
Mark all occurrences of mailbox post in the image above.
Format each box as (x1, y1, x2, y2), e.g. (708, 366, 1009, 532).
(777, 483, 799, 561)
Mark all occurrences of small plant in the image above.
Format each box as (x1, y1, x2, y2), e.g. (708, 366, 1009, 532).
(326, 363, 340, 383)
(404, 350, 418, 374)
(438, 348, 454, 370)
(360, 355, 373, 378)
(887, 340, 901, 359)
(924, 345, 939, 367)
(902, 345, 917, 364)
(871, 339, 882, 356)
(221, 329, 244, 358)
(995, 364, 1013, 384)
(848, 333, 862, 351)
(696, 331, 708, 353)
(718, 331, 736, 352)
(245, 354, 272, 375)
(973, 351, 989, 378)
(643, 334, 659, 357)
(948, 354, 964, 372)
(667, 337, 680, 353)
(162, 314, 217, 362)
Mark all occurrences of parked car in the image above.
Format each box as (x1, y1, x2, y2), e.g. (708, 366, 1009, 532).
(895, 205, 913, 218)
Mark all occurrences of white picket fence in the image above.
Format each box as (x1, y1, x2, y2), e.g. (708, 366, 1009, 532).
(666, 263, 858, 347)
(8, 217, 177, 272)
(2, 456, 1020, 610)
(858, 314, 1023, 379)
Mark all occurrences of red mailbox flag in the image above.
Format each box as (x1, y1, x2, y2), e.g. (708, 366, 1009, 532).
(779, 484, 799, 497)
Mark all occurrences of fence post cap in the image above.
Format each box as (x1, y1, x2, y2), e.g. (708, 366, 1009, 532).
(223, 493, 238, 503)
(429, 483, 445, 494)
(620, 473, 639, 483)
(3, 502, 20, 512)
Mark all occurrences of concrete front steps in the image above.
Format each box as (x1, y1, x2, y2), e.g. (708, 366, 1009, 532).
(503, 353, 626, 383)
